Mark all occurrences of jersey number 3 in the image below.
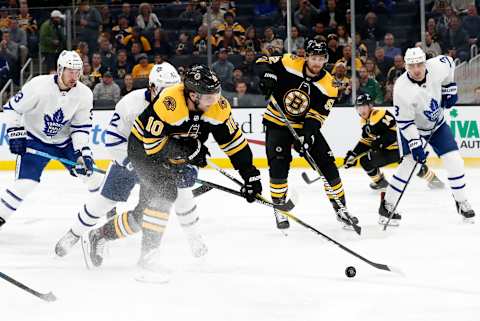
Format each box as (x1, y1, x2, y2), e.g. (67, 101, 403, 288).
(145, 116, 164, 136)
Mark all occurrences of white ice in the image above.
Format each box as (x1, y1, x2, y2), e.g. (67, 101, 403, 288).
(0, 167, 479, 321)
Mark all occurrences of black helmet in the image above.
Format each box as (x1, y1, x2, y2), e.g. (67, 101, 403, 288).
(356, 93, 373, 106)
(305, 39, 328, 59)
(184, 64, 221, 95)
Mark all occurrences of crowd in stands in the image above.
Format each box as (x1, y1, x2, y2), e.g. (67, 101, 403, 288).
(0, 0, 479, 107)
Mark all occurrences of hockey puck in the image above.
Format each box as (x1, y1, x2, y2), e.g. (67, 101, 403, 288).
(345, 266, 356, 278)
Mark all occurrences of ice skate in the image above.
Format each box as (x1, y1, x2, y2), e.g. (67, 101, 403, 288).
(455, 200, 475, 224)
(336, 207, 359, 230)
(378, 199, 402, 226)
(369, 177, 389, 190)
(135, 249, 171, 283)
(55, 229, 80, 257)
(187, 232, 208, 258)
(81, 229, 106, 269)
(274, 209, 290, 229)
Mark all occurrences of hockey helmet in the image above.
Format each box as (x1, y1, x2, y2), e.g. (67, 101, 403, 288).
(404, 47, 426, 65)
(356, 93, 373, 106)
(149, 62, 181, 96)
(57, 50, 83, 76)
(305, 39, 329, 59)
(184, 64, 221, 95)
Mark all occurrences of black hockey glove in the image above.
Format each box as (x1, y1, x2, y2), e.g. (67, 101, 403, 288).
(344, 150, 358, 169)
(169, 138, 210, 168)
(259, 71, 277, 99)
(296, 118, 319, 157)
(240, 167, 262, 203)
(370, 136, 384, 150)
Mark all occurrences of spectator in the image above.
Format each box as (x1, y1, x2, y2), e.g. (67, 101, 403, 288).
(136, 2, 161, 32)
(93, 71, 121, 104)
(203, 0, 225, 29)
(382, 33, 401, 60)
(333, 45, 363, 76)
(17, 2, 37, 53)
(39, 10, 65, 72)
(77, 1, 101, 52)
(310, 22, 326, 39)
(272, 0, 290, 34)
(386, 54, 405, 86)
(120, 2, 136, 26)
(421, 31, 442, 57)
(231, 80, 256, 107)
(473, 86, 480, 104)
(360, 11, 384, 42)
(332, 62, 351, 104)
(442, 15, 470, 61)
(90, 52, 104, 85)
(131, 53, 154, 79)
(326, 33, 342, 64)
(223, 67, 245, 92)
(212, 48, 234, 84)
(358, 66, 384, 104)
(217, 11, 245, 38)
(463, 4, 480, 43)
(112, 15, 133, 49)
(0, 7, 11, 30)
(76, 41, 89, 63)
(261, 26, 283, 56)
(9, 17, 27, 64)
(123, 27, 152, 54)
(98, 36, 116, 72)
(175, 32, 193, 55)
(319, 0, 346, 32)
(336, 24, 351, 47)
(121, 73, 134, 96)
(179, 3, 202, 28)
(296, 47, 306, 57)
(129, 41, 143, 65)
(365, 57, 385, 85)
(437, 5, 456, 38)
(0, 30, 17, 79)
(450, 0, 473, 15)
(193, 24, 217, 56)
(374, 47, 393, 77)
(216, 27, 241, 53)
(284, 25, 305, 54)
(0, 54, 9, 88)
(239, 48, 259, 81)
(79, 61, 94, 89)
(243, 26, 262, 54)
(153, 53, 163, 65)
(294, 0, 321, 34)
(99, 4, 114, 34)
(152, 28, 172, 58)
(114, 49, 132, 80)
(426, 17, 442, 43)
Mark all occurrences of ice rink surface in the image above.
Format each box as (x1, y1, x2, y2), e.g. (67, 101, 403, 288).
(0, 167, 479, 321)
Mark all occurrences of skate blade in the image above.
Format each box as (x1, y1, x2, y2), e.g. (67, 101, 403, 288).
(378, 217, 400, 227)
(81, 236, 96, 270)
(462, 217, 475, 224)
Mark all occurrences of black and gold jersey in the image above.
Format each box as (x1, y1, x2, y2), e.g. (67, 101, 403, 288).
(256, 53, 338, 129)
(353, 108, 399, 154)
(130, 83, 252, 170)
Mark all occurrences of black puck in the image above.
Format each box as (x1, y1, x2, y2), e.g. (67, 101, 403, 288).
(345, 266, 356, 278)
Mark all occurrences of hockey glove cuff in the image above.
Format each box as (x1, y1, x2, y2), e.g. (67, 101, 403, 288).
(344, 150, 358, 168)
(72, 147, 94, 177)
(7, 126, 27, 155)
(408, 139, 427, 164)
(441, 83, 458, 109)
(240, 167, 262, 203)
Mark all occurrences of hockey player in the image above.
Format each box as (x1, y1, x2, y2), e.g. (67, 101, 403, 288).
(256, 39, 357, 230)
(344, 93, 445, 190)
(54, 62, 210, 260)
(379, 47, 475, 226)
(0, 50, 103, 228)
(82, 65, 262, 281)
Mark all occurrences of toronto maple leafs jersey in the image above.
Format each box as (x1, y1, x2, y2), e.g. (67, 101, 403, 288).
(393, 55, 455, 142)
(3, 75, 93, 151)
(104, 89, 151, 164)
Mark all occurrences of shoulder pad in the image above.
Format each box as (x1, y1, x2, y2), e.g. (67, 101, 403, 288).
(281, 53, 304, 75)
(369, 108, 386, 125)
(202, 96, 231, 125)
(153, 84, 189, 126)
(314, 71, 338, 98)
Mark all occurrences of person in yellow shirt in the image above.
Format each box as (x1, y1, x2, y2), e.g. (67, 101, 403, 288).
(131, 53, 153, 79)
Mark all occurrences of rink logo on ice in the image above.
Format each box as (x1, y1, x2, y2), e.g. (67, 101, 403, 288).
(449, 108, 480, 149)
(43, 109, 68, 137)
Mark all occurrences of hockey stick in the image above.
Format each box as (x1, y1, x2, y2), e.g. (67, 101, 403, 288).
(269, 98, 361, 235)
(195, 178, 401, 274)
(383, 117, 440, 230)
(26, 148, 107, 174)
(302, 151, 369, 184)
(0, 271, 57, 302)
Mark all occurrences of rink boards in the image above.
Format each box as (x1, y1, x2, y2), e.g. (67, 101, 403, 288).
(0, 106, 478, 170)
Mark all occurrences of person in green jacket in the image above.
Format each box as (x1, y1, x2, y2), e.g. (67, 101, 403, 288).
(358, 65, 384, 104)
(39, 10, 66, 72)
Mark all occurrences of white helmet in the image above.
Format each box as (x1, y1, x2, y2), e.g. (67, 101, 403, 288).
(404, 47, 426, 65)
(149, 62, 181, 96)
(57, 50, 83, 76)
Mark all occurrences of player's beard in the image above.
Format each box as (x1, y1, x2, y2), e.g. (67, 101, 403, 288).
(306, 63, 323, 76)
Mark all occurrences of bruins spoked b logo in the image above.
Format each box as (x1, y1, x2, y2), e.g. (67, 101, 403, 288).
(283, 89, 309, 116)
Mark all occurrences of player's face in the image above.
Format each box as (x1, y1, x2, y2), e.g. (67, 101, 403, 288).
(407, 62, 426, 81)
(61, 67, 81, 88)
(198, 92, 221, 111)
(306, 54, 327, 74)
(356, 104, 372, 120)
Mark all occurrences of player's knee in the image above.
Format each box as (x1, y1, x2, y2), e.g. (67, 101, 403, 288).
(267, 145, 291, 178)
(100, 163, 138, 202)
(441, 151, 464, 169)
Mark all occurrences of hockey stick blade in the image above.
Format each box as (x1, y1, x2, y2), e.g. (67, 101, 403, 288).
(301, 172, 321, 184)
(0, 271, 57, 302)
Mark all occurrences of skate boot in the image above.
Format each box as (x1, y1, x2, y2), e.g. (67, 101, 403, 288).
(187, 232, 208, 258)
(378, 199, 402, 226)
(0, 216, 5, 230)
(135, 249, 171, 283)
(427, 174, 445, 189)
(81, 229, 106, 269)
(455, 200, 475, 223)
(335, 207, 359, 230)
(55, 229, 80, 257)
(272, 197, 290, 229)
(369, 177, 389, 190)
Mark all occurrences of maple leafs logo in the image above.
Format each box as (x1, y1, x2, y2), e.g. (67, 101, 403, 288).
(423, 98, 441, 122)
(43, 108, 68, 137)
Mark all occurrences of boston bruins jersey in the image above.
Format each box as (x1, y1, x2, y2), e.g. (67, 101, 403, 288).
(256, 53, 338, 129)
(353, 108, 399, 154)
(130, 83, 253, 170)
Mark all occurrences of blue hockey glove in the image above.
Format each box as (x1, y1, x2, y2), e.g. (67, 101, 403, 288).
(7, 126, 27, 155)
(72, 147, 94, 177)
(441, 83, 458, 109)
(409, 139, 427, 164)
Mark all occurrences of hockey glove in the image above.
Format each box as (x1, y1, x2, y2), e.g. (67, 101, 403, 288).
(259, 71, 277, 99)
(72, 147, 94, 177)
(169, 138, 210, 168)
(441, 83, 458, 109)
(344, 150, 358, 168)
(297, 118, 320, 156)
(240, 167, 262, 203)
(7, 126, 27, 155)
(409, 139, 427, 164)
